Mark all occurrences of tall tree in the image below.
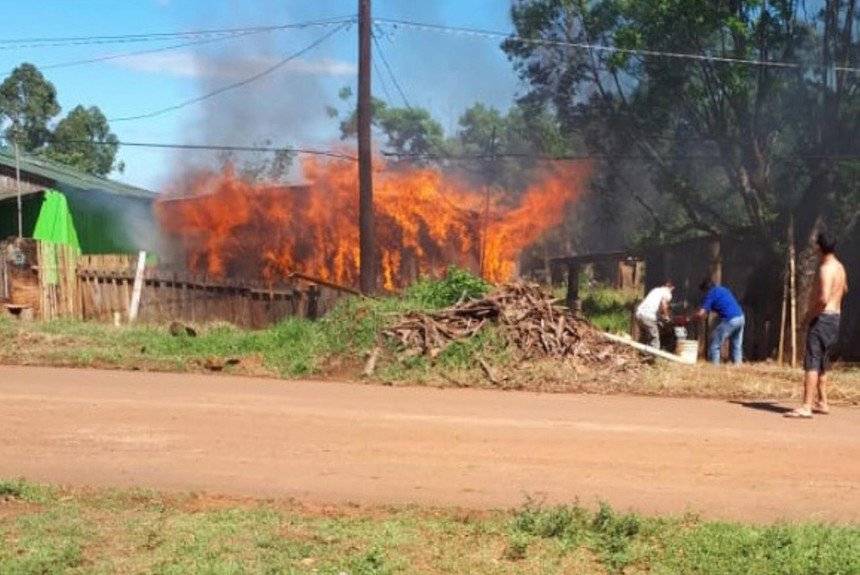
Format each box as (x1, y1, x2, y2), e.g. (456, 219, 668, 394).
(46, 105, 122, 176)
(0, 63, 60, 151)
(335, 88, 447, 161)
(503, 0, 858, 246)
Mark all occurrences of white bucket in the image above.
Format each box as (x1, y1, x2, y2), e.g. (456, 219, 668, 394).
(676, 339, 699, 364)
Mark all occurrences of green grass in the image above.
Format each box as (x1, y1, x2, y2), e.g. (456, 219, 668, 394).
(0, 294, 428, 379)
(580, 286, 641, 334)
(0, 480, 857, 574)
(0, 269, 505, 383)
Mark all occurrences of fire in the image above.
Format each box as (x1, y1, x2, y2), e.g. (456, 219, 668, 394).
(156, 158, 591, 289)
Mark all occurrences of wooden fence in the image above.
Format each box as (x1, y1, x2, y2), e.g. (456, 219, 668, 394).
(76, 255, 349, 328)
(2, 239, 354, 327)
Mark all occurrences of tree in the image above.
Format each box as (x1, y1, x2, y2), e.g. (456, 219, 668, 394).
(454, 101, 574, 192)
(335, 88, 447, 161)
(217, 138, 295, 183)
(0, 63, 60, 151)
(46, 105, 122, 176)
(503, 0, 859, 247)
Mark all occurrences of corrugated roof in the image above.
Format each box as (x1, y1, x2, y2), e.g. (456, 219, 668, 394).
(0, 146, 156, 200)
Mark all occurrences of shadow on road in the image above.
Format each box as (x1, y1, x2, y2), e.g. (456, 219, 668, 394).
(729, 400, 793, 414)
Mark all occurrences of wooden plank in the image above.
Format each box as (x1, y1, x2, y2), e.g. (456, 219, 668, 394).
(128, 251, 147, 323)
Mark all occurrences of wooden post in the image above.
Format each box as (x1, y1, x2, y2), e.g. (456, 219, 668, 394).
(565, 262, 580, 311)
(14, 140, 23, 239)
(128, 251, 147, 323)
(778, 269, 788, 365)
(358, 0, 376, 294)
(789, 217, 797, 368)
(708, 236, 722, 285)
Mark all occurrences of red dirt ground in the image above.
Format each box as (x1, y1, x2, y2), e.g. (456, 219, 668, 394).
(1, 366, 858, 522)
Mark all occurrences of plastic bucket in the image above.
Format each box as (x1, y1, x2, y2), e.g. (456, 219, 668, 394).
(676, 339, 699, 363)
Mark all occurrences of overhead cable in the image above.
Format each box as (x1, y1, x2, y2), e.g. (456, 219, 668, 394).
(0, 16, 355, 49)
(53, 140, 859, 163)
(109, 22, 350, 123)
(40, 29, 269, 71)
(56, 139, 357, 161)
(374, 17, 860, 74)
(372, 27, 411, 108)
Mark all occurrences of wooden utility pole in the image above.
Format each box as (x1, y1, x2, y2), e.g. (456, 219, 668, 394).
(357, 0, 376, 294)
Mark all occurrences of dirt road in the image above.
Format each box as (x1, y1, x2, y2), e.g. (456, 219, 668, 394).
(1, 366, 858, 522)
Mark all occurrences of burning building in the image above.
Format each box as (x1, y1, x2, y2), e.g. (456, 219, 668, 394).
(156, 157, 591, 290)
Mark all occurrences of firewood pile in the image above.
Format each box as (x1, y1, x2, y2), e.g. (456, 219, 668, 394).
(383, 282, 642, 370)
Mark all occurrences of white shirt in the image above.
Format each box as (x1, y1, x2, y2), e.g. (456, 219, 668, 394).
(636, 286, 672, 321)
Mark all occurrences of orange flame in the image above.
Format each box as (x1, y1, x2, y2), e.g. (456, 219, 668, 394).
(156, 158, 591, 289)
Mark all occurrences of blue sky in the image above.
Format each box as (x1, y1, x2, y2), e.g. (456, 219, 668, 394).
(1, 1, 521, 190)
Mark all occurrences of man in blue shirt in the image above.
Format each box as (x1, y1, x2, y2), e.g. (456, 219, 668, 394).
(694, 279, 745, 365)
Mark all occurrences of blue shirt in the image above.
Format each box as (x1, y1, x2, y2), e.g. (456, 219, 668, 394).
(701, 286, 744, 320)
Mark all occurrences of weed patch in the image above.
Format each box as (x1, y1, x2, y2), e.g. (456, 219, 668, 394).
(0, 480, 858, 574)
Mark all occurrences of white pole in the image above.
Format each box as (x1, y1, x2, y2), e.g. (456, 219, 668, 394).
(128, 250, 147, 323)
(599, 331, 696, 365)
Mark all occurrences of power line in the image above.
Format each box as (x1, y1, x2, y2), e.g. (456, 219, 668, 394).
(0, 16, 355, 49)
(374, 17, 860, 74)
(382, 150, 860, 161)
(372, 50, 395, 104)
(53, 139, 860, 163)
(39, 29, 268, 71)
(58, 139, 357, 161)
(372, 26, 411, 108)
(108, 23, 350, 123)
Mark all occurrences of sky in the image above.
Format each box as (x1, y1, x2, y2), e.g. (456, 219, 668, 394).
(0, 1, 521, 191)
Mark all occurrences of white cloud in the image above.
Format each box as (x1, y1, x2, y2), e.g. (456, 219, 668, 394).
(115, 52, 356, 79)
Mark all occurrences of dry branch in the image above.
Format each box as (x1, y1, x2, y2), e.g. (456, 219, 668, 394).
(383, 282, 643, 373)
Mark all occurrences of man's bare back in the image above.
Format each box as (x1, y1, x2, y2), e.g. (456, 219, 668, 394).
(787, 233, 847, 418)
(812, 255, 848, 316)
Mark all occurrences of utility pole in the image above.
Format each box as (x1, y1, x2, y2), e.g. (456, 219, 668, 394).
(357, 0, 376, 294)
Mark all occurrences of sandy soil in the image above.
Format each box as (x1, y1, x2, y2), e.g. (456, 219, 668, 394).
(0, 365, 858, 523)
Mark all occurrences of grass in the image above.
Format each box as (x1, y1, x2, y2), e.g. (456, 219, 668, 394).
(2, 273, 860, 404)
(580, 285, 641, 334)
(0, 480, 857, 574)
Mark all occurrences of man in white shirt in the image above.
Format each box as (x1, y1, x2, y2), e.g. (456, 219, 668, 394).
(635, 280, 675, 349)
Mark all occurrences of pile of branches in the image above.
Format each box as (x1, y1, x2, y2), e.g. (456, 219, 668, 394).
(382, 282, 642, 371)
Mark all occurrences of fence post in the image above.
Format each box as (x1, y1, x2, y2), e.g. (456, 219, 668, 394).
(128, 251, 147, 323)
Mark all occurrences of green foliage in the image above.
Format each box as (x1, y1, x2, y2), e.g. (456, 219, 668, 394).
(581, 286, 639, 334)
(1, 480, 859, 574)
(504, 0, 860, 248)
(590, 503, 643, 573)
(45, 105, 121, 176)
(0, 63, 123, 176)
(337, 94, 447, 159)
(0, 478, 53, 503)
(405, 267, 490, 309)
(0, 63, 60, 151)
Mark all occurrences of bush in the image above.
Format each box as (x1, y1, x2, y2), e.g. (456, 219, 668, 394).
(405, 267, 490, 309)
(581, 286, 640, 334)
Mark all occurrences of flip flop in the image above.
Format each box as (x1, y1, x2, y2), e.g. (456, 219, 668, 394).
(784, 409, 813, 419)
(813, 405, 830, 415)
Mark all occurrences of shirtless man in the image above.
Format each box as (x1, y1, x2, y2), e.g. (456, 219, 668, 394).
(785, 232, 848, 419)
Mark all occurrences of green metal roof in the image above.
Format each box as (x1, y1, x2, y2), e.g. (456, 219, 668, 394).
(0, 146, 156, 200)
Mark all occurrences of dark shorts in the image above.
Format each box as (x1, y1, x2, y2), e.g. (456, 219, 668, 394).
(804, 314, 841, 373)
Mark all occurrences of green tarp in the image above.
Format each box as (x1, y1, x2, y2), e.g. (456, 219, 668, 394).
(33, 190, 81, 251)
(33, 190, 81, 285)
